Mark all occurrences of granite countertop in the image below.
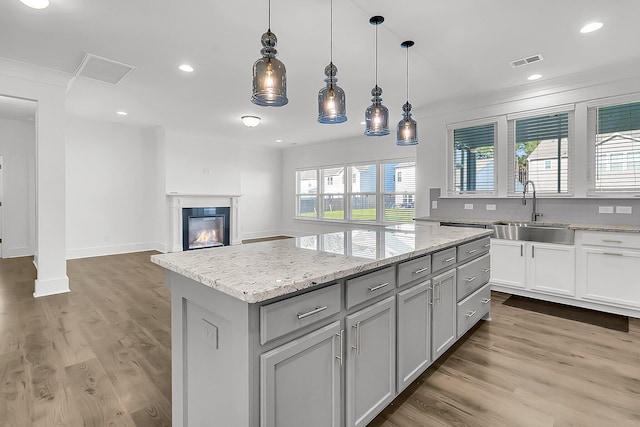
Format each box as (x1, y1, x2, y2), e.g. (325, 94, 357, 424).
(414, 216, 640, 233)
(151, 223, 492, 304)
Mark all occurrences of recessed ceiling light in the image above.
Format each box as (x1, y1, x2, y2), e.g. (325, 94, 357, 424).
(275, 139, 283, 143)
(116, 111, 128, 116)
(580, 22, 603, 34)
(241, 115, 261, 127)
(527, 74, 542, 81)
(19, 0, 49, 9)
(179, 64, 194, 73)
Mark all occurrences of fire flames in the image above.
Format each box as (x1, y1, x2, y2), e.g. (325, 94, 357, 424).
(191, 229, 220, 248)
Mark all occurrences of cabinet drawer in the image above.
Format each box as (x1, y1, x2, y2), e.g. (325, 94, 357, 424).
(456, 283, 491, 338)
(431, 247, 457, 274)
(457, 237, 491, 263)
(397, 255, 431, 287)
(580, 231, 640, 249)
(260, 284, 341, 345)
(456, 253, 490, 301)
(346, 266, 396, 309)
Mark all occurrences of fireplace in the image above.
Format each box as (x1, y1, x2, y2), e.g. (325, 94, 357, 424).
(182, 207, 230, 251)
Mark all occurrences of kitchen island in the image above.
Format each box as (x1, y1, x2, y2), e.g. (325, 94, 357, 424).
(152, 223, 493, 427)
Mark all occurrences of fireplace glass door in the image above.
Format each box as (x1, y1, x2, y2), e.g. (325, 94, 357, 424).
(187, 216, 225, 249)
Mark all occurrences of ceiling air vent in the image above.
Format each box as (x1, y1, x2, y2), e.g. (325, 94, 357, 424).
(74, 53, 136, 85)
(510, 54, 544, 68)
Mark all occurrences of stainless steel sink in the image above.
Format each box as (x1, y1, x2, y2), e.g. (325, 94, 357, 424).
(492, 222, 574, 245)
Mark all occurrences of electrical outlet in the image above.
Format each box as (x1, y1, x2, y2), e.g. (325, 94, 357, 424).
(598, 206, 614, 214)
(464, 204, 474, 210)
(431, 200, 438, 209)
(486, 204, 496, 211)
(616, 206, 632, 214)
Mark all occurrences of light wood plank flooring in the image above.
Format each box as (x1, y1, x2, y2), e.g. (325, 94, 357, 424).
(1, 252, 639, 426)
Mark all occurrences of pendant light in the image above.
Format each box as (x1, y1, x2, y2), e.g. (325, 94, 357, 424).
(317, 0, 347, 123)
(364, 16, 389, 136)
(397, 40, 418, 145)
(251, 0, 288, 107)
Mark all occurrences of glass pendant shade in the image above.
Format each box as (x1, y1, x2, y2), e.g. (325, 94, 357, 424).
(397, 102, 418, 145)
(318, 63, 347, 123)
(252, 31, 288, 107)
(365, 85, 389, 136)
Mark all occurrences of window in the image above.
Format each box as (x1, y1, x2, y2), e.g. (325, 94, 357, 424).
(591, 101, 640, 192)
(295, 159, 415, 223)
(508, 111, 572, 194)
(448, 122, 496, 194)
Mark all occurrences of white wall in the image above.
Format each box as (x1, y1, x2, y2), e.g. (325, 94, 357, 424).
(0, 117, 36, 257)
(66, 117, 157, 258)
(281, 136, 416, 235)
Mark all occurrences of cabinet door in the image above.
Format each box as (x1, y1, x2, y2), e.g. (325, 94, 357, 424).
(529, 243, 575, 296)
(490, 239, 526, 289)
(260, 321, 342, 427)
(431, 269, 456, 360)
(346, 296, 396, 427)
(582, 248, 640, 307)
(397, 280, 431, 393)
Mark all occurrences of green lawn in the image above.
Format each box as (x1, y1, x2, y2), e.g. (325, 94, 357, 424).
(300, 208, 413, 222)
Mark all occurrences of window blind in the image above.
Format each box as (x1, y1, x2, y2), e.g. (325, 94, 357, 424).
(508, 112, 572, 194)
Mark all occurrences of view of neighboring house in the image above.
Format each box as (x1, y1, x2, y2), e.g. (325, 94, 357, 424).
(523, 138, 569, 193)
(595, 133, 640, 190)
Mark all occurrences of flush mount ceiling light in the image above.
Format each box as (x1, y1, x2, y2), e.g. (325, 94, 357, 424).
(580, 22, 603, 33)
(364, 16, 389, 136)
(179, 64, 194, 73)
(241, 115, 261, 127)
(251, 0, 288, 107)
(527, 74, 542, 81)
(397, 40, 418, 146)
(116, 111, 128, 116)
(317, 0, 347, 124)
(19, 0, 49, 9)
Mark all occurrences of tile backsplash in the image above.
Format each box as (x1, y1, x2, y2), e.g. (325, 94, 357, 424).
(429, 188, 640, 225)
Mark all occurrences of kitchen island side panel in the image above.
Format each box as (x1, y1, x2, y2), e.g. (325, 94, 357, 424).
(167, 270, 255, 427)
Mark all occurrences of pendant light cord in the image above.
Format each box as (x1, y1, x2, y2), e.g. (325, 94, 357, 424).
(268, 0, 271, 31)
(375, 21, 378, 86)
(330, 0, 333, 64)
(406, 46, 409, 102)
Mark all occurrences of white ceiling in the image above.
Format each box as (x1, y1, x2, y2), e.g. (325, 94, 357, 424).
(1, 0, 639, 146)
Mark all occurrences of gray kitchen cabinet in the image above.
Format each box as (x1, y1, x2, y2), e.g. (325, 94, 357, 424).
(397, 280, 431, 392)
(260, 321, 342, 427)
(346, 296, 396, 427)
(431, 268, 457, 360)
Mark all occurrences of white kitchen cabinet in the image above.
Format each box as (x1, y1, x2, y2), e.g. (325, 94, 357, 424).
(397, 280, 431, 393)
(491, 239, 575, 297)
(431, 269, 457, 360)
(346, 296, 396, 427)
(260, 321, 342, 427)
(490, 239, 526, 289)
(577, 231, 640, 309)
(529, 242, 575, 296)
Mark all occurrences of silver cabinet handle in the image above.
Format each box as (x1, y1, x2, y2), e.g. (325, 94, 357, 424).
(336, 329, 344, 366)
(352, 322, 361, 355)
(465, 276, 477, 282)
(368, 282, 390, 292)
(520, 244, 524, 257)
(427, 286, 433, 306)
(465, 310, 477, 318)
(603, 252, 624, 257)
(413, 267, 430, 274)
(435, 282, 441, 302)
(602, 239, 623, 244)
(482, 268, 491, 273)
(481, 298, 491, 304)
(297, 305, 328, 320)
(467, 249, 477, 254)
(532, 245, 535, 258)
(483, 243, 491, 248)
(444, 257, 456, 263)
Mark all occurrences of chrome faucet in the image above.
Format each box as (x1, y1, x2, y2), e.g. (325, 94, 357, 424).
(522, 180, 543, 222)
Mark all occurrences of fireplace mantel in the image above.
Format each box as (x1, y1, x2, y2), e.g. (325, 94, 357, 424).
(167, 193, 241, 252)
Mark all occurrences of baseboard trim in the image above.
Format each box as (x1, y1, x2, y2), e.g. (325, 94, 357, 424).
(33, 276, 70, 298)
(67, 243, 158, 259)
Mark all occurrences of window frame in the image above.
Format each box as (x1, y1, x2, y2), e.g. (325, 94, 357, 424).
(295, 158, 416, 225)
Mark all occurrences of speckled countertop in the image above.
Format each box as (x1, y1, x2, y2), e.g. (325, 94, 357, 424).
(414, 216, 640, 233)
(151, 223, 492, 304)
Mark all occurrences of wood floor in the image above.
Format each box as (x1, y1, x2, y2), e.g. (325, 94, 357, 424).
(1, 253, 639, 426)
